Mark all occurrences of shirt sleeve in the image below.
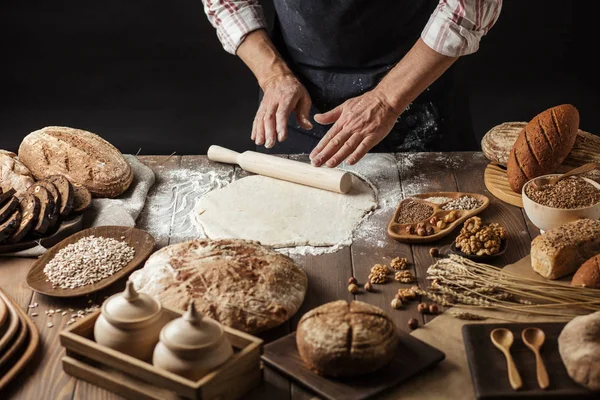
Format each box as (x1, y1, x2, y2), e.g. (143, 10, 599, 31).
(201, 0, 267, 54)
(421, 0, 503, 57)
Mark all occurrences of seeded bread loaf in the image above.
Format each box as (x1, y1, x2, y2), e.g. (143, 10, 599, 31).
(0, 150, 35, 199)
(130, 239, 308, 334)
(296, 300, 398, 377)
(507, 104, 580, 192)
(531, 219, 600, 279)
(18, 126, 133, 198)
(572, 254, 600, 289)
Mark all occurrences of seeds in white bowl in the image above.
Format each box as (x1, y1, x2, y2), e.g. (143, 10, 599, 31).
(525, 176, 600, 209)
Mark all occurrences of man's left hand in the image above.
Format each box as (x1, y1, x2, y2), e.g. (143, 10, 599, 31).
(310, 89, 400, 168)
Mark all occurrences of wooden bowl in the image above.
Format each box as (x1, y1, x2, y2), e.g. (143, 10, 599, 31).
(449, 239, 507, 262)
(0, 297, 20, 356)
(26, 226, 155, 298)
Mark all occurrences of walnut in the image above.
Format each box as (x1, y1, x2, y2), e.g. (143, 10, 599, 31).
(455, 216, 505, 256)
(369, 264, 389, 284)
(394, 270, 415, 283)
(390, 257, 408, 270)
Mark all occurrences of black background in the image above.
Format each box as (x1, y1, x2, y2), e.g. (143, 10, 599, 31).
(0, 0, 598, 155)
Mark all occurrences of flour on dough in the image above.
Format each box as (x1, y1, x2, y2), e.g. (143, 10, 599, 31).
(194, 174, 377, 248)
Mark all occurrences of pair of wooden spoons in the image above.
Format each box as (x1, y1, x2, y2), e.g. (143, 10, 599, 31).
(490, 327, 549, 390)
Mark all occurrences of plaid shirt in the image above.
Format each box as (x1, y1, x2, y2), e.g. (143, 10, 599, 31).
(202, 0, 502, 57)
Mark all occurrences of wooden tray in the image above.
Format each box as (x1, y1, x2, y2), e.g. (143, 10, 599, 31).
(0, 213, 84, 254)
(484, 164, 523, 208)
(0, 301, 27, 370)
(463, 322, 597, 399)
(261, 331, 445, 400)
(60, 307, 263, 400)
(0, 294, 20, 355)
(26, 225, 155, 298)
(0, 288, 40, 391)
(387, 192, 490, 243)
(0, 296, 8, 330)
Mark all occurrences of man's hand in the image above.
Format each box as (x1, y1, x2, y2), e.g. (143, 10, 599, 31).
(310, 89, 400, 167)
(251, 73, 313, 148)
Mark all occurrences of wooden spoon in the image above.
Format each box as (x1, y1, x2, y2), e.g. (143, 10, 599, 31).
(532, 162, 598, 188)
(522, 327, 550, 389)
(491, 328, 523, 390)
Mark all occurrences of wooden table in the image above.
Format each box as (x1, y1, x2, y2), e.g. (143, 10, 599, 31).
(0, 152, 540, 400)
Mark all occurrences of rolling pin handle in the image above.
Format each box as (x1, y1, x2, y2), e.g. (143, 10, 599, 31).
(207, 145, 240, 165)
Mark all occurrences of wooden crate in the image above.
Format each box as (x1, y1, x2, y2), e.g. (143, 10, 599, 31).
(60, 308, 263, 400)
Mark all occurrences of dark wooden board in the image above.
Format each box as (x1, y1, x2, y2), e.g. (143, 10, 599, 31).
(0, 213, 83, 254)
(26, 225, 155, 298)
(462, 322, 598, 399)
(261, 331, 445, 400)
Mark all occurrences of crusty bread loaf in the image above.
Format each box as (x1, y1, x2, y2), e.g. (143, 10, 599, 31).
(531, 219, 600, 279)
(558, 311, 600, 390)
(130, 239, 308, 334)
(18, 126, 133, 198)
(0, 150, 35, 199)
(507, 105, 580, 192)
(572, 254, 600, 289)
(296, 300, 398, 377)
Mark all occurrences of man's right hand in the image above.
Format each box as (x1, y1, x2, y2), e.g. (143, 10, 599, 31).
(251, 73, 313, 148)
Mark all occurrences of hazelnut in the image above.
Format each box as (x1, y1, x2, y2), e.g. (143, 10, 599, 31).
(444, 211, 457, 223)
(429, 247, 439, 257)
(436, 220, 447, 229)
(417, 227, 427, 236)
(405, 225, 414, 234)
(429, 216, 438, 225)
(348, 283, 359, 294)
(426, 226, 435, 235)
(348, 277, 358, 285)
(364, 281, 374, 292)
(429, 304, 439, 314)
(394, 293, 403, 301)
(408, 318, 419, 330)
(416, 222, 426, 230)
(417, 303, 429, 313)
(391, 298, 403, 309)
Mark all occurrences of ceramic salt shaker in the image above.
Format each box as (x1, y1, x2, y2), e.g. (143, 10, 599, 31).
(94, 280, 163, 361)
(152, 301, 233, 380)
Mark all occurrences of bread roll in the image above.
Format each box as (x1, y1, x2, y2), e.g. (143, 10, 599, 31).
(296, 300, 398, 377)
(507, 104, 580, 192)
(572, 254, 600, 289)
(0, 150, 34, 199)
(18, 126, 133, 198)
(531, 219, 600, 279)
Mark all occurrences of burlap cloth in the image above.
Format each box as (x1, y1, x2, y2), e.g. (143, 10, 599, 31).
(2, 155, 155, 257)
(380, 258, 572, 400)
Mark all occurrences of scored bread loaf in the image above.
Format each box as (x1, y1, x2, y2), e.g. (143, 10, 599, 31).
(507, 104, 580, 192)
(296, 300, 398, 377)
(572, 254, 600, 289)
(531, 219, 600, 279)
(18, 126, 133, 198)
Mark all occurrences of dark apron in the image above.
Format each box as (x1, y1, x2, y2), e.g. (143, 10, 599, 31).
(260, 0, 477, 153)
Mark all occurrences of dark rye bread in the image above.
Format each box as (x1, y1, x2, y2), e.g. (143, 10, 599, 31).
(0, 210, 21, 244)
(0, 188, 16, 208)
(507, 104, 580, 192)
(34, 180, 60, 229)
(0, 196, 19, 223)
(296, 300, 399, 377)
(8, 194, 40, 243)
(26, 184, 55, 235)
(47, 175, 74, 217)
(71, 182, 92, 213)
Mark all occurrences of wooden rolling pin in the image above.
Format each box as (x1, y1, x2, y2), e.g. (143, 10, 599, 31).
(207, 145, 353, 194)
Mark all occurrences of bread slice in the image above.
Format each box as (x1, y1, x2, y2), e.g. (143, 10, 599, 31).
(71, 183, 92, 213)
(8, 194, 40, 243)
(47, 175, 74, 217)
(34, 180, 60, 229)
(531, 219, 600, 279)
(26, 185, 55, 235)
(507, 104, 580, 192)
(0, 188, 16, 208)
(0, 210, 22, 244)
(0, 196, 19, 224)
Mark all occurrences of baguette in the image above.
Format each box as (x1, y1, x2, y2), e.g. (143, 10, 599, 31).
(507, 104, 580, 192)
(531, 219, 600, 279)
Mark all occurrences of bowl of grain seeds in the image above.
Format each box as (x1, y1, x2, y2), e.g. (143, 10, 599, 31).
(522, 174, 600, 232)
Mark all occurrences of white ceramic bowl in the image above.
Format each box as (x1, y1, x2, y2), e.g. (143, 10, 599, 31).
(522, 174, 600, 232)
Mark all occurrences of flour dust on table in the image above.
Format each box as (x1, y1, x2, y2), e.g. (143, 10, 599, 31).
(193, 174, 377, 252)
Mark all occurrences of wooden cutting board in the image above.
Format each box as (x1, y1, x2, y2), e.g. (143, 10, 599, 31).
(484, 164, 523, 208)
(463, 322, 597, 399)
(261, 331, 445, 400)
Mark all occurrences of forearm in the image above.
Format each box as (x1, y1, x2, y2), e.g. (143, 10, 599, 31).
(376, 38, 458, 114)
(236, 30, 293, 90)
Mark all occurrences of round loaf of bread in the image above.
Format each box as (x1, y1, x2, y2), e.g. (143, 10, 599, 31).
(558, 311, 600, 391)
(129, 239, 308, 334)
(572, 254, 600, 289)
(0, 150, 35, 198)
(296, 300, 398, 378)
(18, 126, 133, 198)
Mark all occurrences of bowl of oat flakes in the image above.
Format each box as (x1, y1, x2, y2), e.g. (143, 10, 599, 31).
(522, 174, 600, 232)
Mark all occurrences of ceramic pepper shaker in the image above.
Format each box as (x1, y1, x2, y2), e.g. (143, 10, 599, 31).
(94, 280, 163, 361)
(152, 301, 234, 380)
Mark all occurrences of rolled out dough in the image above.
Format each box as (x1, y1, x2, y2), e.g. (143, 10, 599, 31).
(194, 174, 377, 248)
